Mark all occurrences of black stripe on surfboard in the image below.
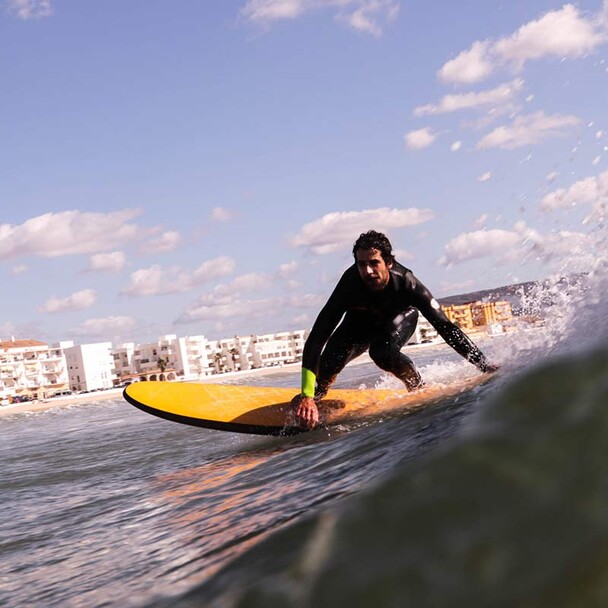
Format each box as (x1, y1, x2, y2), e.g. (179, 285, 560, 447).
(122, 388, 303, 436)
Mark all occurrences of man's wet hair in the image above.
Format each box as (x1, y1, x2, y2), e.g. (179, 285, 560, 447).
(353, 230, 395, 265)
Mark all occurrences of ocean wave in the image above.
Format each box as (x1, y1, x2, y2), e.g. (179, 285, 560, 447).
(149, 341, 608, 607)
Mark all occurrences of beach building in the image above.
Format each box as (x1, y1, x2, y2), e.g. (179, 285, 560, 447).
(471, 301, 512, 326)
(108, 330, 309, 381)
(248, 330, 307, 369)
(171, 334, 216, 380)
(442, 301, 512, 331)
(64, 342, 115, 393)
(114, 334, 215, 381)
(0, 338, 71, 401)
(112, 342, 136, 383)
(413, 317, 439, 343)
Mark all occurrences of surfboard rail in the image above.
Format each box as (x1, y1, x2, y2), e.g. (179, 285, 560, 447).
(123, 373, 495, 435)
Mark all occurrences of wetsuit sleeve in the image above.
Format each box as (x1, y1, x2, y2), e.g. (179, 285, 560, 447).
(405, 271, 492, 371)
(300, 278, 349, 395)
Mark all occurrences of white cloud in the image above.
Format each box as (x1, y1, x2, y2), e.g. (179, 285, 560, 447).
(478, 171, 492, 182)
(414, 79, 524, 116)
(240, 0, 400, 36)
(71, 316, 136, 339)
(0, 209, 141, 260)
(540, 170, 608, 211)
(438, 4, 608, 85)
(473, 214, 488, 229)
(10, 264, 28, 276)
(122, 256, 236, 297)
(7, 0, 52, 19)
(439, 223, 542, 266)
(88, 251, 126, 273)
(336, 0, 399, 37)
(209, 273, 271, 299)
(191, 256, 238, 283)
(493, 4, 605, 69)
(39, 289, 97, 314)
(140, 230, 181, 254)
(546, 171, 559, 183)
(532, 230, 595, 261)
(176, 297, 277, 324)
(211, 207, 234, 222)
(451, 141, 462, 152)
(404, 127, 436, 150)
(241, 0, 306, 22)
(291, 207, 435, 255)
(476, 111, 581, 150)
(277, 261, 298, 278)
(438, 222, 596, 270)
(393, 247, 413, 261)
(438, 41, 494, 85)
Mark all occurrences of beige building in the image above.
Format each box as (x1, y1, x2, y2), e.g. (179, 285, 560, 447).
(442, 300, 512, 331)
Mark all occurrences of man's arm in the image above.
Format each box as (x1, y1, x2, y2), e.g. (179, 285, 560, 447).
(406, 271, 497, 372)
(294, 281, 348, 428)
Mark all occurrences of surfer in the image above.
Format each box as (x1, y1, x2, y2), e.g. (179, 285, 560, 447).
(292, 230, 499, 429)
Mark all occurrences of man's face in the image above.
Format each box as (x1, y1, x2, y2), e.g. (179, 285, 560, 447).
(356, 248, 392, 292)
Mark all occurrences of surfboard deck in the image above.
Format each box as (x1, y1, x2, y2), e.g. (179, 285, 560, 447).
(123, 373, 494, 436)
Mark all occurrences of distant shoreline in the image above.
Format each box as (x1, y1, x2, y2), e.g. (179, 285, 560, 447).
(0, 340, 452, 418)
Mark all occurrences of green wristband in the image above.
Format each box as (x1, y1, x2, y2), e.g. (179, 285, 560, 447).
(301, 367, 316, 398)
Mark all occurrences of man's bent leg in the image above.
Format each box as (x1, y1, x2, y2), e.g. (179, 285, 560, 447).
(315, 316, 370, 399)
(369, 308, 423, 391)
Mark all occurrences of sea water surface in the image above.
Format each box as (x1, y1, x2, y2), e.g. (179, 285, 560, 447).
(2, 270, 608, 607)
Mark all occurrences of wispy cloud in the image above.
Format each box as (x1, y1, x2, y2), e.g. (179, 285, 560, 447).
(404, 128, 436, 150)
(240, 0, 400, 36)
(0, 209, 141, 260)
(175, 271, 274, 324)
(439, 222, 540, 266)
(87, 252, 127, 274)
(540, 169, 608, 211)
(39, 289, 97, 314)
(71, 316, 136, 339)
(414, 79, 524, 117)
(211, 207, 235, 222)
(140, 230, 181, 254)
(176, 297, 276, 324)
(122, 256, 237, 297)
(291, 207, 435, 255)
(476, 111, 581, 150)
(438, 221, 595, 269)
(10, 264, 28, 276)
(7, 0, 52, 19)
(438, 4, 608, 85)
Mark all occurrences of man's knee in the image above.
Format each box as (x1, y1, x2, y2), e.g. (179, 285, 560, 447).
(368, 340, 400, 370)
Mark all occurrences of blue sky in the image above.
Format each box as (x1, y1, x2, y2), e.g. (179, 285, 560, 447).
(2, 0, 608, 346)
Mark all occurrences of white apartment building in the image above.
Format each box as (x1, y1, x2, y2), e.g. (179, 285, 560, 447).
(109, 330, 309, 381)
(0, 338, 71, 401)
(249, 330, 306, 369)
(118, 334, 216, 381)
(64, 342, 115, 392)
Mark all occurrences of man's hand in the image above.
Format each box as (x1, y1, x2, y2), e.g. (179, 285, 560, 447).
(291, 394, 319, 429)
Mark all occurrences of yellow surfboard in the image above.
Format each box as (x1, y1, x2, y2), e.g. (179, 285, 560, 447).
(123, 373, 494, 435)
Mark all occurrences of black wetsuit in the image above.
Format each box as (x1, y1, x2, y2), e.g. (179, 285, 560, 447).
(302, 261, 491, 396)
